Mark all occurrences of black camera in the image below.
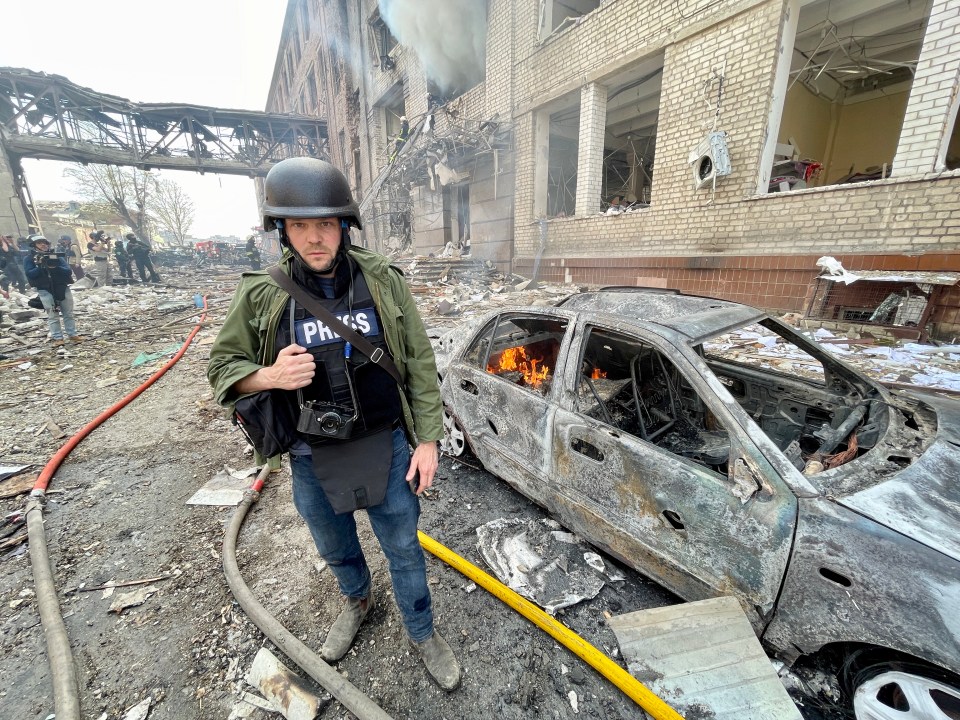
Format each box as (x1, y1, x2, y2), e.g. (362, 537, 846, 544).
(297, 401, 357, 440)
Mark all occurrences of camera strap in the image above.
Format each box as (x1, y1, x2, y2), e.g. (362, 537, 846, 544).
(268, 266, 403, 386)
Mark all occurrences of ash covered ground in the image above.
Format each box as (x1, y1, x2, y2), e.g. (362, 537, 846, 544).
(2, 259, 941, 720)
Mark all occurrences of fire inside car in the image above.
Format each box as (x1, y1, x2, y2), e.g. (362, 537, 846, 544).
(475, 316, 567, 395)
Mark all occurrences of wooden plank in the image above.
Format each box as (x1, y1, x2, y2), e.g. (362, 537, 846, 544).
(608, 596, 802, 720)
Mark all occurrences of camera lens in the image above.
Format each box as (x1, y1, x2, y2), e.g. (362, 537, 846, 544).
(319, 412, 342, 434)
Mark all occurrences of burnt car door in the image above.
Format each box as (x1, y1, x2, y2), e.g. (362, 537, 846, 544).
(443, 311, 573, 505)
(551, 322, 797, 625)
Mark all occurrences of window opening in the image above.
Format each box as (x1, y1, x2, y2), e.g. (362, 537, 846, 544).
(766, 0, 932, 192)
(946, 104, 960, 171)
(370, 14, 399, 70)
(474, 316, 568, 396)
(577, 327, 729, 474)
(540, 0, 601, 40)
(548, 103, 579, 218)
(602, 57, 663, 212)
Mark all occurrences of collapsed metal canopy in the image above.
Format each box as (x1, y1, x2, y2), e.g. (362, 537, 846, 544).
(0, 67, 329, 177)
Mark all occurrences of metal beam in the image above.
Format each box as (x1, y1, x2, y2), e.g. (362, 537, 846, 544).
(0, 67, 329, 178)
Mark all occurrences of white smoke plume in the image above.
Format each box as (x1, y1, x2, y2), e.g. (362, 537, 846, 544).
(379, 0, 487, 94)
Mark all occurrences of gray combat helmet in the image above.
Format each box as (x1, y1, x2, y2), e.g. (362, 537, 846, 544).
(261, 157, 362, 232)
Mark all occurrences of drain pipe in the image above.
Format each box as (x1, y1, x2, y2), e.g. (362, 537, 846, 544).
(222, 469, 393, 720)
(26, 303, 208, 720)
(418, 531, 685, 720)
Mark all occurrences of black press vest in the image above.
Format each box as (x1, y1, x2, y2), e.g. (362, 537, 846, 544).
(276, 268, 401, 440)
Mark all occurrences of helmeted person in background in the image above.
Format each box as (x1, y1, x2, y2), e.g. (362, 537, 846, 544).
(126, 233, 161, 283)
(244, 235, 261, 271)
(0, 234, 28, 297)
(207, 157, 461, 691)
(24, 234, 81, 346)
(87, 230, 112, 285)
(114, 232, 134, 280)
(58, 234, 85, 281)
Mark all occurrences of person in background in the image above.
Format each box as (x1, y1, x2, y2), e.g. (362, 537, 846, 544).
(114, 233, 134, 281)
(0, 234, 28, 297)
(87, 230, 112, 286)
(126, 233, 161, 283)
(24, 234, 81, 346)
(245, 235, 261, 271)
(58, 235, 85, 281)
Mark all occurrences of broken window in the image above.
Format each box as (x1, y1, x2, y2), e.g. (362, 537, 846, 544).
(468, 315, 568, 397)
(577, 327, 730, 474)
(370, 13, 399, 70)
(539, 0, 601, 40)
(765, 0, 931, 192)
(602, 56, 663, 211)
(946, 105, 960, 171)
(546, 101, 579, 218)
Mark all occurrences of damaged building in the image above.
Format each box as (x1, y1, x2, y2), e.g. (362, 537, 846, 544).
(267, 0, 960, 338)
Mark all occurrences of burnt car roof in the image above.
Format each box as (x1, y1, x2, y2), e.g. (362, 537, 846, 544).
(557, 288, 766, 343)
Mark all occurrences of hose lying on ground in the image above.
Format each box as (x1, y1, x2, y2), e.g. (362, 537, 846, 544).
(26, 304, 207, 720)
(222, 468, 394, 720)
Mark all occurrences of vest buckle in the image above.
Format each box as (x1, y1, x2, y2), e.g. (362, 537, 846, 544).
(370, 347, 384, 364)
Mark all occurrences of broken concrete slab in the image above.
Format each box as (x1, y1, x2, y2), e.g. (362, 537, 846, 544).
(186, 466, 258, 506)
(108, 585, 159, 614)
(608, 596, 802, 720)
(246, 647, 329, 720)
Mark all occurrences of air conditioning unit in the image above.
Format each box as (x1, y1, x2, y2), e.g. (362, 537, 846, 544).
(688, 131, 732, 190)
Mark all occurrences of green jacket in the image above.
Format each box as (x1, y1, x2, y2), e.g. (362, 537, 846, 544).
(207, 248, 443, 453)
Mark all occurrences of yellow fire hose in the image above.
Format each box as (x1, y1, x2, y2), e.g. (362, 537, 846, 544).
(418, 530, 685, 720)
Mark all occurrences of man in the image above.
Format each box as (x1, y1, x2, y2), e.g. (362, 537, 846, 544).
(207, 158, 460, 691)
(59, 234, 85, 281)
(24, 234, 81, 345)
(87, 230, 112, 286)
(114, 232, 134, 280)
(244, 235, 261, 271)
(0, 234, 28, 296)
(126, 233, 161, 283)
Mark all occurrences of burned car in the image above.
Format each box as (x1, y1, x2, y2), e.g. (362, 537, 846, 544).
(435, 288, 960, 719)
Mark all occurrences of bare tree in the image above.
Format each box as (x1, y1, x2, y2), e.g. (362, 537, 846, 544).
(64, 165, 152, 237)
(151, 178, 196, 246)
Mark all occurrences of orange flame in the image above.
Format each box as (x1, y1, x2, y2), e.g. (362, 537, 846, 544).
(590, 367, 607, 379)
(488, 346, 551, 388)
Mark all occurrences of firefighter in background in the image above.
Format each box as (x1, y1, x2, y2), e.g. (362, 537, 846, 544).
(87, 230, 112, 286)
(114, 233, 134, 280)
(126, 233, 161, 283)
(245, 235, 261, 271)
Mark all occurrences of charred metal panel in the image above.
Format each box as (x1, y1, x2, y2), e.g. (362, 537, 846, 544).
(552, 410, 795, 627)
(762, 498, 960, 674)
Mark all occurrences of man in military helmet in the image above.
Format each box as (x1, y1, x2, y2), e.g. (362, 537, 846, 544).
(207, 158, 460, 691)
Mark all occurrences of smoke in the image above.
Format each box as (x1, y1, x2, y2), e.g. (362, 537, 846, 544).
(379, 0, 487, 94)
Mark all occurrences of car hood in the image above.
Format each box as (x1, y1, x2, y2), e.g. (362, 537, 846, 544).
(838, 437, 960, 562)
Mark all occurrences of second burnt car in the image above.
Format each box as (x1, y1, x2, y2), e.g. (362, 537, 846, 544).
(434, 287, 960, 720)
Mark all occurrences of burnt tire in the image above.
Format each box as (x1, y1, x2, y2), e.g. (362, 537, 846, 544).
(441, 406, 469, 458)
(843, 650, 960, 720)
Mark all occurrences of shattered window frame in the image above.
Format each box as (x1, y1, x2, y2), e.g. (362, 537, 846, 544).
(468, 314, 569, 398)
(538, 0, 602, 42)
(575, 325, 731, 476)
(762, 0, 932, 194)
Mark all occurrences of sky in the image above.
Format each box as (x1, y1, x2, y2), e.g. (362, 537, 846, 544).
(0, 0, 289, 239)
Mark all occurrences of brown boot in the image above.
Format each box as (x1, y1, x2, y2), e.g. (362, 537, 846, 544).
(410, 631, 461, 691)
(321, 590, 373, 662)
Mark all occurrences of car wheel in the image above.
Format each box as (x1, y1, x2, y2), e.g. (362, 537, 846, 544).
(441, 406, 468, 458)
(849, 659, 960, 720)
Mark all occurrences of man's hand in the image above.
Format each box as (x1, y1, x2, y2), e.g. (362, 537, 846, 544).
(264, 344, 315, 390)
(407, 441, 438, 495)
(233, 344, 315, 394)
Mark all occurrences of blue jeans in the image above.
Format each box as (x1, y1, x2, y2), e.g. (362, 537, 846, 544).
(38, 288, 77, 339)
(290, 427, 434, 642)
